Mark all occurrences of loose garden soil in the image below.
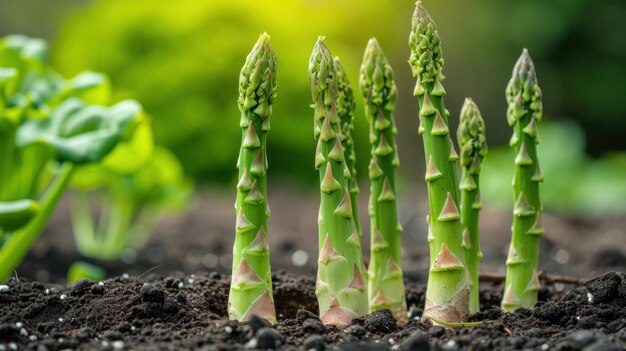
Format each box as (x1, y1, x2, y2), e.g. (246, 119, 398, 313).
(1, 271, 625, 350)
(2, 189, 626, 350)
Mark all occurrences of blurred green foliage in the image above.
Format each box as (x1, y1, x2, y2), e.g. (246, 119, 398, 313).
(52, 0, 408, 183)
(482, 120, 626, 215)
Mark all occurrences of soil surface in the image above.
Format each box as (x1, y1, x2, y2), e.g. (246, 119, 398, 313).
(1, 271, 626, 350)
(15, 186, 626, 284)
(3, 187, 626, 349)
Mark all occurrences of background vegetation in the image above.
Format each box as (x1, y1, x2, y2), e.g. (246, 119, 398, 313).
(1, 0, 625, 214)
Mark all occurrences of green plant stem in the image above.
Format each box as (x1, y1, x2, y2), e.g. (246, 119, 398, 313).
(457, 98, 487, 314)
(359, 38, 407, 324)
(70, 192, 98, 256)
(310, 37, 367, 328)
(502, 50, 544, 312)
(0, 162, 74, 282)
(228, 33, 277, 323)
(409, 1, 469, 323)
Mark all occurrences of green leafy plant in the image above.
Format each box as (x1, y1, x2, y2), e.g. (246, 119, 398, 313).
(408, 2, 470, 323)
(358, 38, 407, 324)
(70, 145, 191, 261)
(501, 50, 544, 312)
(457, 98, 487, 314)
(228, 33, 277, 323)
(310, 37, 367, 328)
(67, 261, 105, 283)
(0, 35, 143, 282)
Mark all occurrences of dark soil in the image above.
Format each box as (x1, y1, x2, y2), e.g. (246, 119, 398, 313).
(1, 271, 625, 350)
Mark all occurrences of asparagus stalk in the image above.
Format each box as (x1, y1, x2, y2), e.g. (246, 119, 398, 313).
(409, 1, 470, 323)
(358, 38, 407, 324)
(457, 98, 487, 314)
(502, 49, 544, 312)
(334, 57, 361, 235)
(309, 37, 367, 327)
(228, 33, 277, 323)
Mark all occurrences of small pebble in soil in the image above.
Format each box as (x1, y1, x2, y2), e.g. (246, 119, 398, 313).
(584, 272, 625, 303)
(140, 284, 165, 303)
(90, 284, 105, 295)
(364, 310, 397, 333)
(428, 325, 445, 338)
(296, 309, 319, 322)
(256, 328, 284, 349)
(303, 334, 326, 350)
(302, 318, 325, 334)
(0, 285, 9, 293)
(399, 331, 430, 351)
(70, 279, 92, 296)
(344, 324, 367, 338)
(247, 315, 272, 332)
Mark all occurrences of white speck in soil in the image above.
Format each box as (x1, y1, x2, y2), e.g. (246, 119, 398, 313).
(15, 322, 22, 328)
(245, 338, 258, 349)
(28, 335, 37, 342)
(19, 328, 27, 337)
(388, 338, 395, 344)
(112, 340, 125, 349)
(541, 343, 549, 350)
(102, 341, 109, 347)
(188, 278, 195, 284)
(225, 326, 233, 334)
(8, 343, 17, 351)
(60, 294, 66, 300)
(122, 273, 130, 280)
(131, 326, 136, 331)
(98, 281, 104, 286)
(45, 289, 49, 294)
(178, 281, 184, 288)
(291, 250, 309, 266)
(445, 340, 457, 348)
(58, 318, 64, 323)
(587, 292, 594, 304)
(0, 285, 9, 293)
(0, 344, 5, 351)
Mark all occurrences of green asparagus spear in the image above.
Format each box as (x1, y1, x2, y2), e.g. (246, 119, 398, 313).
(502, 49, 544, 312)
(310, 37, 367, 328)
(358, 38, 407, 324)
(228, 33, 277, 323)
(334, 57, 362, 236)
(409, 1, 470, 323)
(457, 98, 487, 314)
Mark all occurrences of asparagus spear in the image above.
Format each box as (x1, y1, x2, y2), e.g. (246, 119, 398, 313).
(228, 33, 277, 323)
(409, 1, 469, 323)
(457, 98, 487, 314)
(309, 37, 367, 327)
(502, 49, 544, 312)
(358, 38, 407, 324)
(334, 57, 361, 236)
